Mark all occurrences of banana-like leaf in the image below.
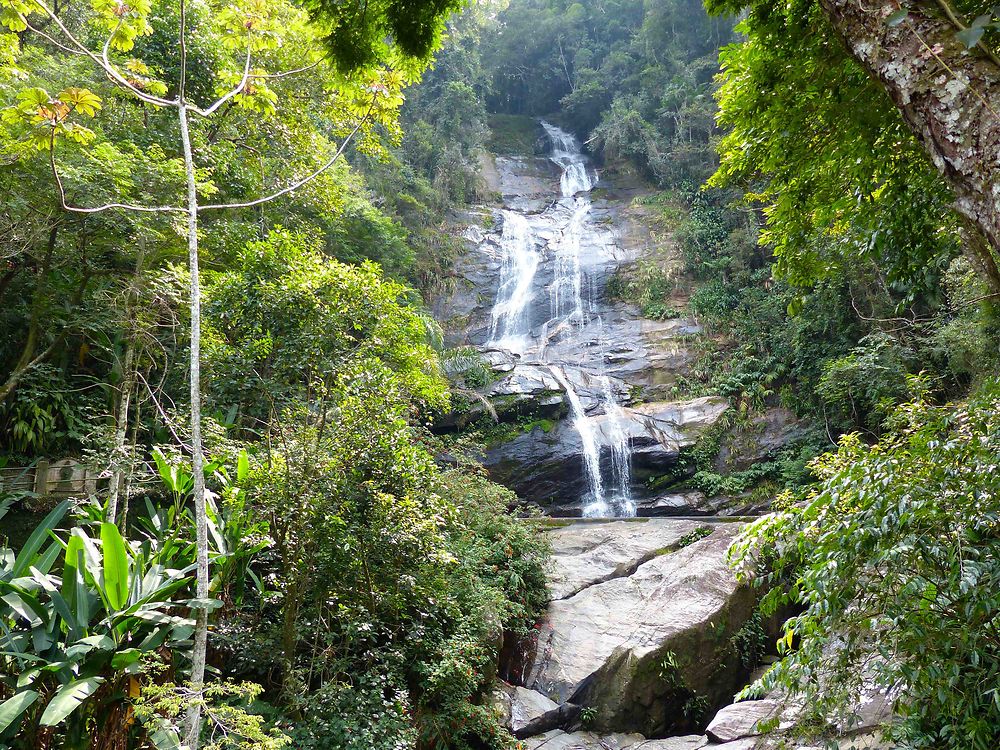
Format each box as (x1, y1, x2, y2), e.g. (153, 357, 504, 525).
(39, 676, 104, 726)
(110, 647, 142, 670)
(236, 448, 249, 483)
(0, 689, 39, 733)
(27, 567, 76, 636)
(12, 500, 69, 576)
(34, 540, 62, 575)
(100, 523, 129, 611)
(61, 534, 91, 635)
(1, 586, 48, 627)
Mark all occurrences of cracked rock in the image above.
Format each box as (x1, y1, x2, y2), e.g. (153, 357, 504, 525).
(526, 522, 757, 737)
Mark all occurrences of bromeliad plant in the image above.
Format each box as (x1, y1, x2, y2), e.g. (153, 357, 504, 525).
(0, 499, 204, 748)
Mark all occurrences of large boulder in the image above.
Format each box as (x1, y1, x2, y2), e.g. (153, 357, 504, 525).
(543, 519, 708, 600)
(525, 521, 757, 737)
(493, 681, 570, 738)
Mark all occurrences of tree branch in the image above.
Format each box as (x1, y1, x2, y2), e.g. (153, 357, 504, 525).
(187, 49, 252, 117)
(29, 0, 179, 108)
(200, 103, 375, 211)
(48, 133, 185, 214)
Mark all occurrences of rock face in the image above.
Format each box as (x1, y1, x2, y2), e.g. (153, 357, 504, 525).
(714, 408, 809, 474)
(484, 394, 729, 514)
(522, 520, 757, 737)
(705, 700, 784, 742)
(432, 138, 728, 516)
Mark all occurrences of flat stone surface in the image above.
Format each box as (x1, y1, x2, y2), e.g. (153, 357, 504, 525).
(637, 736, 708, 750)
(543, 519, 704, 600)
(705, 700, 784, 742)
(524, 730, 646, 750)
(524, 731, 710, 750)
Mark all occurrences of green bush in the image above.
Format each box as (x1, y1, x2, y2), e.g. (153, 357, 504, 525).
(731, 380, 1000, 749)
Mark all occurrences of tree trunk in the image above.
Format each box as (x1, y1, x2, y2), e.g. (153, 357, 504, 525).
(0, 226, 56, 404)
(817, 0, 1000, 274)
(179, 100, 210, 750)
(108, 239, 147, 525)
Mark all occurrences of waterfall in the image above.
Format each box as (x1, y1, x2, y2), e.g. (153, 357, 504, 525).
(548, 366, 609, 518)
(550, 199, 590, 326)
(489, 210, 539, 353)
(542, 121, 593, 197)
(599, 376, 635, 516)
(483, 120, 636, 517)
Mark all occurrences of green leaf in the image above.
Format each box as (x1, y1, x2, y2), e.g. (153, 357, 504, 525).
(100, 522, 129, 611)
(39, 677, 104, 726)
(12, 499, 68, 577)
(886, 8, 909, 27)
(236, 448, 249, 483)
(111, 647, 143, 670)
(956, 25, 986, 48)
(184, 597, 223, 611)
(0, 690, 39, 733)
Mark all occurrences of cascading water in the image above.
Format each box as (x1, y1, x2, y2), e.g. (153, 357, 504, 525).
(550, 200, 590, 326)
(543, 121, 593, 196)
(549, 366, 609, 518)
(489, 210, 539, 353)
(486, 120, 636, 517)
(599, 375, 635, 516)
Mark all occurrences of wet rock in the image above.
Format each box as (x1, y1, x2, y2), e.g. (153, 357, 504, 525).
(527, 523, 757, 737)
(481, 347, 519, 373)
(489, 363, 565, 399)
(485, 419, 591, 512)
(705, 700, 784, 742)
(714, 408, 809, 474)
(484, 396, 729, 512)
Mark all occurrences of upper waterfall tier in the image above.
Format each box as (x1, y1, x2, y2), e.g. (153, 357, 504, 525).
(542, 121, 594, 197)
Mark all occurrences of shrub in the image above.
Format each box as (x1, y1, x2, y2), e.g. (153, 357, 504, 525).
(730, 380, 1000, 749)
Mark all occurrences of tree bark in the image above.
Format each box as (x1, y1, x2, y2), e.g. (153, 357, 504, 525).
(179, 98, 210, 750)
(107, 239, 145, 525)
(817, 0, 1000, 270)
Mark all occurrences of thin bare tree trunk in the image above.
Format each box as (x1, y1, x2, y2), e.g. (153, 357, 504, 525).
(179, 86, 209, 750)
(106, 336, 135, 525)
(108, 236, 148, 524)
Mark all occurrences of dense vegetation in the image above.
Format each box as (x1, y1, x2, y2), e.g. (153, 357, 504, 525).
(4, 0, 1000, 744)
(0, 0, 547, 748)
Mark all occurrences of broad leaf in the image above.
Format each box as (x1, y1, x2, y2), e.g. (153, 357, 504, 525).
(0, 690, 39, 733)
(39, 676, 104, 726)
(12, 499, 68, 577)
(100, 522, 129, 611)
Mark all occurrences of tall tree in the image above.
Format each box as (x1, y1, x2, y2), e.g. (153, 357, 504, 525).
(0, 0, 461, 745)
(817, 0, 1000, 270)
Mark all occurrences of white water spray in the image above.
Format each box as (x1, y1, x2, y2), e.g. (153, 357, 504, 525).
(549, 366, 609, 517)
(489, 210, 539, 353)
